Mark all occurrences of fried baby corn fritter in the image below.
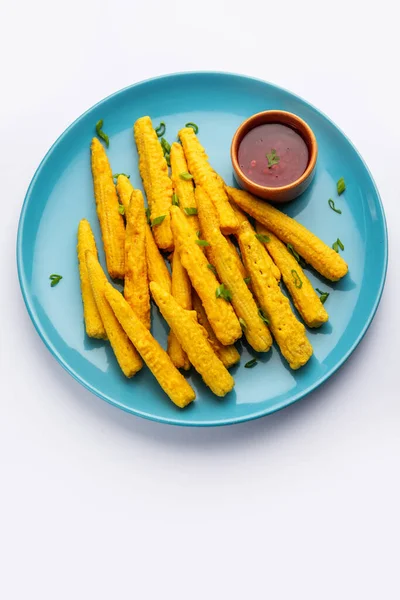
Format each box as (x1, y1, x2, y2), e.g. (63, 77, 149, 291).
(125, 189, 151, 329)
(256, 224, 329, 328)
(192, 292, 240, 369)
(90, 138, 125, 279)
(195, 186, 272, 353)
(238, 222, 313, 370)
(170, 142, 200, 234)
(226, 186, 348, 282)
(179, 127, 239, 234)
(105, 284, 195, 408)
(115, 174, 134, 211)
(170, 205, 242, 347)
(85, 251, 142, 377)
(167, 250, 191, 371)
(145, 221, 172, 293)
(150, 282, 235, 397)
(134, 116, 174, 251)
(77, 219, 107, 339)
(229, 201, 281, 282)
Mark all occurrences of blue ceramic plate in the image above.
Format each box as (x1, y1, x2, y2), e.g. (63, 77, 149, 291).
(17, 72, 388, 426)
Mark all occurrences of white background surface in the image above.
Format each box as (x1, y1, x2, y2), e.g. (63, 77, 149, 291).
(1, 1, 399, 598)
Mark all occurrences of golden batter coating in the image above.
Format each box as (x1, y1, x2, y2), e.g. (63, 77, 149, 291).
(90, 138, 125, 279)
(150, 282, 235, 397)
(238, 222, 313, 370)
(105, 283, 195, 408)
(134, 116, 173, 251)
(86, 251, 142, 377)
(77, 219, 107, 339)
(226, 186, 348, 282)
(179, 127, 239, 234)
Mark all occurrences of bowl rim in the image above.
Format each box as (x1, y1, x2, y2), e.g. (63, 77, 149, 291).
(231, 109, 318, 194)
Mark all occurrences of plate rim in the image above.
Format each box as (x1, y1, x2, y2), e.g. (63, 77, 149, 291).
(16, 70, 389, 427)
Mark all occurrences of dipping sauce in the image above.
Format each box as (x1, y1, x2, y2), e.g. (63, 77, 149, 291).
(238, 123, 309, 188)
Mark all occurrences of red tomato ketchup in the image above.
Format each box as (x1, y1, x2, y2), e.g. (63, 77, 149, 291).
(238, 123, 309, 188)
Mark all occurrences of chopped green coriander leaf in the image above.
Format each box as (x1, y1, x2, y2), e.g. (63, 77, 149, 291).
(184, 207, 198, 216)
(172, 193, 179, 206)
(207, 263, 217, 275)
(152, 215, 166, 227)
(328, 199, 342, 214)
(291, 269, 303, 289)
(49, 274, 63, 287)
(215, 283, 232, 302)
(316, 288, 330, 304)
(180, 172, 193, 181)
(145, 207, 151, 225)
(255, 233, 270, 243)
(244, 358, 258, 368)
(185, 122, 199, 134)
(244, 277, 251, 285)
(337, 177, 346, 195)
(118, 204, 125, 216)
(95, 119, 109, 147)
(155, 122, 166, 137)
(266, 148, 280, 168)
(196, 239, 210, 247)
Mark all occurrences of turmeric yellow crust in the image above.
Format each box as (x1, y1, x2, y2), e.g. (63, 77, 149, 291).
(230, 201, 281, 281)
(150, 283, 235, 397)
(256, 225, 329, 328)
(238, 222, 313, 370)
(105, 284, 195, 408)
(134, 116, 173, 251)
(77, 219, 107, 339)
(170, 142, 200, 234)
(145, 222, 172, 293)
(192, 292, 240, 369)
(125, 189, 151, 329)
(167, 250, 191, 370)
(90, 138, 125, 279)
(179, 127, 239, 234)
(115, 174, 134, 211)
(85, 251, 142, 377)
(195, 186, 272, 353)
(170, 205, 242, 347)
(226, 186, 348, 282)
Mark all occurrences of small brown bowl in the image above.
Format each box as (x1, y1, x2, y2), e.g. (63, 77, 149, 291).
(231, 110, 318, 203)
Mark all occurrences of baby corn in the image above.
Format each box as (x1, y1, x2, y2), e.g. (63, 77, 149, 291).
(86, 251, 142, 377)
(134, 116, 173, 251)
(195, 186, 272, 353)
(77, 219, 107, 339)
(170, 205, 242, 346)
(170, 142, 200, 234)
(256, 224, 329, 328)
(226, 186, 348, 282)
(115, 174, 134, 211)
(150, 282, 235, 397)
(145, 222, 171, 293)
(230, 201, 281, 281)
(167, 250, 191, 370)
(179, 127, 239, 234)
(125, 189, 151, 329)
(105, 283, 195, 408)
(238, 222, 313, 369)
(192, 292, 240, 368)
(90, 138, 125, 279)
